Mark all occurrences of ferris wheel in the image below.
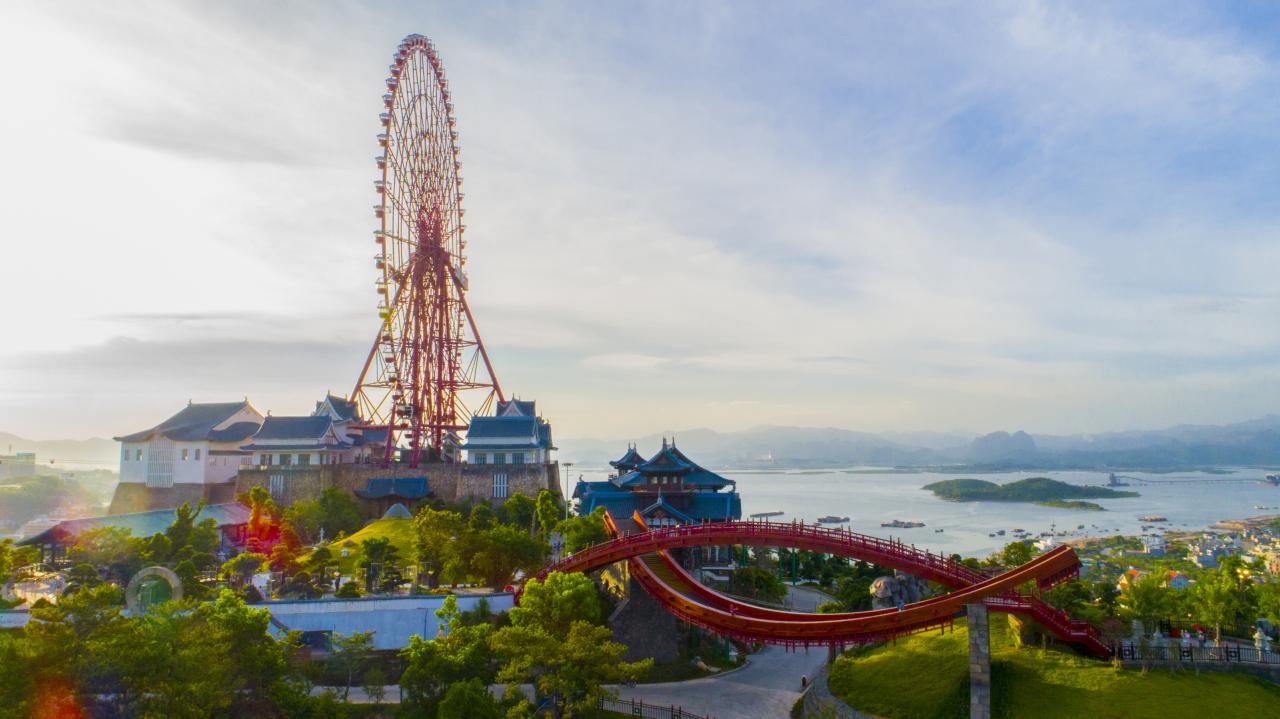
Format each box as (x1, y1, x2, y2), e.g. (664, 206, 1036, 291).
(352, 34, 503, 467)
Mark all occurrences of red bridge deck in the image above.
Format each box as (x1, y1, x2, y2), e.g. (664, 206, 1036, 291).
(528, 512, 1109, 658)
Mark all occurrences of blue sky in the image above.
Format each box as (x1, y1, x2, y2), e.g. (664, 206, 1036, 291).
(1, 1, 1278, 441)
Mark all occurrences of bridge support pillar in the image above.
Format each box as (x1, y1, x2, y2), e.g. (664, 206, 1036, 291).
(966, 603, 991, 719)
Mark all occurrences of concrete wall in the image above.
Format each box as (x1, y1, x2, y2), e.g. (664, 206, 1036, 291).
(234, 461, 558, 513)
(263, 592, 514, 650)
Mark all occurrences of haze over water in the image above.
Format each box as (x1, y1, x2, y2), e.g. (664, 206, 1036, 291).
(574, 467, 1280, 557)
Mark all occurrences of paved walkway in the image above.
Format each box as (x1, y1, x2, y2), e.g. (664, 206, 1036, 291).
(616, 644, 827, 719)
(615, 585, 832, 719)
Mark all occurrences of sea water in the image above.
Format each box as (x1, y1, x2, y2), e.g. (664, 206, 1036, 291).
(569, 467, 1280, 557)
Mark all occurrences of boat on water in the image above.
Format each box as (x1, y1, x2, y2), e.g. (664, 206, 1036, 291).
(881, 519, 925, 528)
(750, 511, 785, 519)
(934, 528, 945, 533)
(1263, 474, 1279, 485)
(1139, 515, 1168, 522)
(818, 515, 850, 524)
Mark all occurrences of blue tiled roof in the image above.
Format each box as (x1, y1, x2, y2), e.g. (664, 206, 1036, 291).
(610, 447, 646, 471)
(573, 480, 615, 499)
(252, 416, 333, 441)
(496, 399, 536, 417)
(317, 394, 358, 421)
(353, 477, 429, 500)
(207, 421, 263, 442)
(115, 401, 259, 443)
(690, 491, 742, 521)
(635, 444, 696, 475)
(465, 415, 538, 441)
(353, 427, 389, 446)
(639, 496, 696, 524)
(537, 421, 554, 450)
(241, 442, 352, 451)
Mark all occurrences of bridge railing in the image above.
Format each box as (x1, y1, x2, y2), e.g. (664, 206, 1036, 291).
(1114, 642, 1280, 666)
(598, 695, 714, 719)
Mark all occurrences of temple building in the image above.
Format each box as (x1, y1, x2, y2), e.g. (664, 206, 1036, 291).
(111, 400, 265, 513)
(573, 440, 742, 530)
(461, 399, 555, 466)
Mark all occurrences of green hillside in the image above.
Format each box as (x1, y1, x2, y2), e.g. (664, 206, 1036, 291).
(923, 476, 1138, 503)
(320, 516, 417, 574)
(828, 619, 1280, 719)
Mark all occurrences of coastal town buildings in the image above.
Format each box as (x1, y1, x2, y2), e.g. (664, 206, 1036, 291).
(0, 451, 35, 479)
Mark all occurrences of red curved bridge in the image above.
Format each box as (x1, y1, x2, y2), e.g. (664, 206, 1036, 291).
(529, 512, 1109, 657)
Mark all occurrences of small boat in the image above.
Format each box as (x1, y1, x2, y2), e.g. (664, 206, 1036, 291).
(1139, 515, 1168, 522)
(818, 515, 850, 524)
(882, 520, 925, 528)
(935, 528, 945, 533)
(750, 511, 785, 519)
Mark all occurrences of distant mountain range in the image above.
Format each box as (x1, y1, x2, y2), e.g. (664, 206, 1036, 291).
(0, 432, 119, 470)
(559, 415, 1280, 470)
(5, 414, 1279, 472)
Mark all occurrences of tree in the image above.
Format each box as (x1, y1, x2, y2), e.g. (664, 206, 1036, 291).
(358, 536, 402, 593)
(330, 631, 375, 701)
(1121, 573, 1171, 632)
(286, 489, 365, 544)
(221, 552, 267, 588)
(509, 572, 603, 637)
(67, 526, 141, 584)
(399, 595, 496, 713)
(468, 503, 496, 531)
(999, 540, 1034, 568)
(730, 567, 787, 604)
(1256, 580, 1280, 624)
(414, 508, 467, 587)
(1093, 580, 1120, 615)
(492, 620, 650, 718)
(336, 580, 363, 598)
(470, 524, 545, 589)
(1192, 565, 1251, 642)
(555, 507, 608, 553)
(499, 493, 537, 532)
(535, 489, 561, 538)
(437, 678, 499, 719)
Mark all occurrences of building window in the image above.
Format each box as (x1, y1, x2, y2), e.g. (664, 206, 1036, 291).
(473, 453, 486, 465)
(181, 448, 189, 461)
(146, 439, 174, 488)
(492, 472, 509, 499)
(260, 454, 271, 466)
(298, 453, 311, 466)
(194, 448, 201, 461)
(135, 449, 143, 461)
(269, 474, 285, 499)
(280, 454, 293, 466)
(512, 453, 525, 465)
(122, 447, 128, 462)
(494, 453, 506, 465)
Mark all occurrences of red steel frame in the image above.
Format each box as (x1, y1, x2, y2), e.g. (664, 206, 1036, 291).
(352, 34, 503, 467)
(527, 513, 1110, 656)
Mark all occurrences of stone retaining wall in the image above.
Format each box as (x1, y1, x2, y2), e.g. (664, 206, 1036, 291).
(234, 462, 558, 516)
(796, 665, 878, 719)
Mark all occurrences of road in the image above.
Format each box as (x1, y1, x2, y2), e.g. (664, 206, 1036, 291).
(614, 585, 834, 719)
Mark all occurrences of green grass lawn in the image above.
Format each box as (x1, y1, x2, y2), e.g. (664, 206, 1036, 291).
(317, 517, 417, 575)
(829, 618, 1280, 719)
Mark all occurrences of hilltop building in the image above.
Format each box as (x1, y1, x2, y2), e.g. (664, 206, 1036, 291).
(19, 503, 251, 564)
(461, 399, 555, 466)
(573, 440, 741, 529)
(111, 400, 265, 513)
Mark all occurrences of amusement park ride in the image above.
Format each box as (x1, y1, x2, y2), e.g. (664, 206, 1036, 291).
(347, 35, 1108, 656)
(351, 35, 504, 468)
(527, 511, 1112, 657)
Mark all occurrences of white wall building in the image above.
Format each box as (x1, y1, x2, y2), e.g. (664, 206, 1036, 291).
(115, 400, 264, 490)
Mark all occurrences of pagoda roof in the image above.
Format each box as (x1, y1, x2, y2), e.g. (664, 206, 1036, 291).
(315, 394, 359, 421)
(639, 496, 696, 524)
(496, 399, 536, 417)
(115, 401, 261, 443)
(635, 441, 696, 475)
(609, 446, 646, 471)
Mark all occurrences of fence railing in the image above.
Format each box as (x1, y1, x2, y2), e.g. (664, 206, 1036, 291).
(598, 696, 714, 719)
(1114, 642, 1280, 666)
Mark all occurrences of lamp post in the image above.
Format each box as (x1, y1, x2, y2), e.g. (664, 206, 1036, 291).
(562, 462, 575, 519)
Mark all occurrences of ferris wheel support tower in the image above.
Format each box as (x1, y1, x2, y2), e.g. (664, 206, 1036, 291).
(351, 34, 503, 467)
